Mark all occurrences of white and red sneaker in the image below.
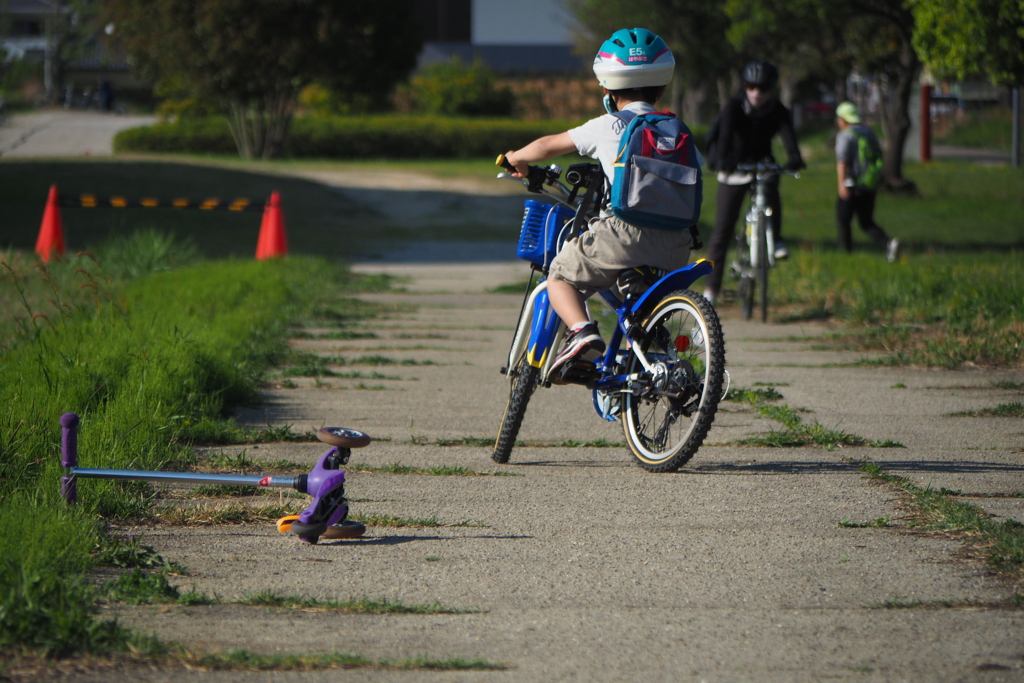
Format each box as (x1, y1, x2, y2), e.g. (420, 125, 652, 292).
(549, 322, 605, 381)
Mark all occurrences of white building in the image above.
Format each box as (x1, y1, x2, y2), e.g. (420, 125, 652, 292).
(416, 0, 584, 74)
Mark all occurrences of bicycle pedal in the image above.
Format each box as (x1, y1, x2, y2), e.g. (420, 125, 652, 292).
(553, 360, 599, 386)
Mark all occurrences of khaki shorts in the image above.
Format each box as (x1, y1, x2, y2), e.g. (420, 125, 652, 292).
(548, 215, 693, 296)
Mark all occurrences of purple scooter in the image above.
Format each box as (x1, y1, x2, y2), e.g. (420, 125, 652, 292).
(59, 413, 371, 544)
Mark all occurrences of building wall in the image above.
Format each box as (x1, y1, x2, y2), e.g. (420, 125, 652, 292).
(471, 0, 573, 46)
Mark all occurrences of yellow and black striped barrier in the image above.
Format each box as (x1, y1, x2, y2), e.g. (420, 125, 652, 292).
(58, 194, 265, 213)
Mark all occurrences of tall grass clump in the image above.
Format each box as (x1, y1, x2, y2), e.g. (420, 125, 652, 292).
(772, 250, 1024, 367)
(1, 244, 342, 657)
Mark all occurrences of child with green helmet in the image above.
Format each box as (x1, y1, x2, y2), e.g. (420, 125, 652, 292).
(504, 28, 700, 380)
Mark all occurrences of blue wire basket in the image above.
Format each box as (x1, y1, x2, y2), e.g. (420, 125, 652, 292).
(516, 200, 575, 268)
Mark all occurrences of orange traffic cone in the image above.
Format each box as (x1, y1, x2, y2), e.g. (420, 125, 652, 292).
(35, 185, 65, 263)
(255, 191, 288, 260)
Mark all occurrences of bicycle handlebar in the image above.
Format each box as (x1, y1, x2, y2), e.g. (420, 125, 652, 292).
(735, 161, 800, 179)
(495, 154, 576, 206)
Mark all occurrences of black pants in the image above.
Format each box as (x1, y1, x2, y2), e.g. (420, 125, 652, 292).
(705, 175, 781, 292)
(836, 190, 889, 251)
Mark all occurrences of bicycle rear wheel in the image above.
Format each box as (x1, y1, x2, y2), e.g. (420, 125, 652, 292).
(756, 213, 769, 322)
(492, 358, 540, 464)
(621, 290, 725, 472)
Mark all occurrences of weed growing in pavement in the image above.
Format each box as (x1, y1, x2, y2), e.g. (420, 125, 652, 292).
(948, 402, 1024, 418)
(860, 463, 1024, 575)
(892, 382, 907, 388)
(347, 513, 486, 528)
(238, 591, 479, 614)
(419, 435, 625, 449)
(281, 349, 438, 376)
(93, 536, 172, 570)
(154, 502, 303, 526)
(865, 597, 1021, 610)
(103, 569, 181, 605)
(391, 332, 451, 340)
(726, 386, 870, 449)
(346, 462, 515, 476)
(991, 381, 1024, 391)
(291, 330, 379, 340)
(178, 590, 217, 606)
(430, 436, 493, 447)
(839, 516, 891, 528)
(179, 649, 505, 672)
(752, 381, 790, 387)
(869, 440, 906, 448)
(724, 386, 785, 404)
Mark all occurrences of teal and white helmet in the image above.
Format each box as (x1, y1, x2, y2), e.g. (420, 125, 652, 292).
(593, 28, 675, 90)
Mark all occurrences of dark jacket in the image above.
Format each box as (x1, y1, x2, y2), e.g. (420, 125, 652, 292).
(711, 94, 802, 172)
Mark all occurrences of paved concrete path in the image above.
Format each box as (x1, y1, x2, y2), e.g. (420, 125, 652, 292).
(72, 262, 1024, 683)
(0, 110, 156, 158)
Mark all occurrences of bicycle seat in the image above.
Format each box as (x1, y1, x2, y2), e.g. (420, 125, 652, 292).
(617, 266, 663, 297)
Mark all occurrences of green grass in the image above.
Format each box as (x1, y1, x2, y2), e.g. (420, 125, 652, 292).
(103, 569, 181, 605)
(238, 591, 478, 614)
(727, 385, 871, 449)
(935, 107, 1015, 151)
(346, 462, 513, 476)
(346, 514, 485, 528)
(154, 503, 303, 526)
(764, 251, 1024, 367)
(0, 245, 375, 658)
(949, 402, 1024, 418)
(181, 648, 506, 672)
(860, 462, 1024, 575)
(839, 516, 891, 528)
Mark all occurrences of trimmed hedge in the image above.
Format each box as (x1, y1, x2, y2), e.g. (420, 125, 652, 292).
(114, 115, 579, 159)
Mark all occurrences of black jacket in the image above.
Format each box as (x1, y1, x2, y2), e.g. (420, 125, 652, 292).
(710, 94, 802, 172)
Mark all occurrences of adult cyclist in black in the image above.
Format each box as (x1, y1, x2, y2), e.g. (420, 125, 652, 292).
(703, 60, 804, 305)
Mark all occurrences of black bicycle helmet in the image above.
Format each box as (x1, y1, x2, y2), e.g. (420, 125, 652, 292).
(743, 60, 779, 89)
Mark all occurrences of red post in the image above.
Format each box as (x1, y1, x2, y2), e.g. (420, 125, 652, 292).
(255, 191, 288, 260)
(35, 185, 65, 263)
(920, 84, 932, 163)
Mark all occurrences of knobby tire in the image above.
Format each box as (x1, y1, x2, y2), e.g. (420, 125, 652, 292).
(492, 360, 540, 463)
(756, 212, 769, 323)
(622, 290, 726, 472)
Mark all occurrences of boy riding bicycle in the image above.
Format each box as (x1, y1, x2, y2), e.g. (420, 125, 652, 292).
(504, 28, 700, 382)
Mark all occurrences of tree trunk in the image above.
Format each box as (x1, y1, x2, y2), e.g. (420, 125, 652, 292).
(670, 70, 683, 118)
(683, 79, 706, 126)
(717, 76, 730, 110)
(226, 92, 296, 159)
(877, 38, 920, 190)
(780, 78, 796, 110)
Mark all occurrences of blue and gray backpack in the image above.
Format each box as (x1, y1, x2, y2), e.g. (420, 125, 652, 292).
(609, 110, 702, 231)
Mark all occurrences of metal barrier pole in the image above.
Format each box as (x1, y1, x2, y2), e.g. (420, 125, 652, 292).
(61, 413, 79, 504)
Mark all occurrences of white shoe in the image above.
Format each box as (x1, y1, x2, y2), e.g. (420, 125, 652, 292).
(774, 240, 790, 260)
(887, 238, 900, 263)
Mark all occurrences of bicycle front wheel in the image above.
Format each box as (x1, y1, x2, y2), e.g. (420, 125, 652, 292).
(738, 226, 755, 321)
(756, 212, 769, 322)
(492, 358, 540, 464)
(622, 290, 725, 472)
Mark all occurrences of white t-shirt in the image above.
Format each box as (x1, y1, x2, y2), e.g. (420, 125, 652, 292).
(568, 102, 705, 185)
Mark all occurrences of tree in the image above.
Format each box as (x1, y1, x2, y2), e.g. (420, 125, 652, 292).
(105, 0, 421, 158)
(910, 0, 1024, 86)
(726, 0, 920, 188)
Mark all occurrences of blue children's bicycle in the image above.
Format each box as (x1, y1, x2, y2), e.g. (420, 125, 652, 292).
(492, 157, 727, 472)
